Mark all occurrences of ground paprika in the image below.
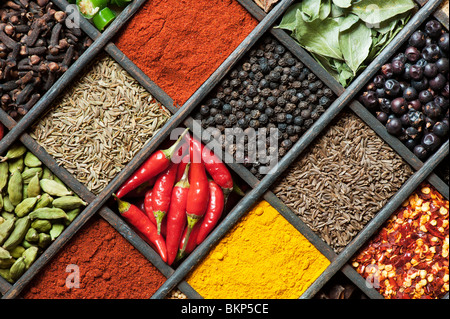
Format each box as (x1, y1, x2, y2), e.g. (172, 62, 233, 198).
(22, 216, 166, 299)
(114, 0, 258, 107)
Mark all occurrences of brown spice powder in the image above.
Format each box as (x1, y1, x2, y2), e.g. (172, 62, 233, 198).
(272, 111, 414, 253)
(22, 216, 166, 299)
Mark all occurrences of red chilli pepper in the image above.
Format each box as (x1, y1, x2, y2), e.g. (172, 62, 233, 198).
(0, 123, 4, 140)
(177, 220, 202, 260)
(176, 154, 190, 182)
(144, 189, 157, 225)
(113, 195, 167, 262)
(166, 163, 190, 265)
(124, 177, 155, 198)
(152, 162, 179, 234)
(196, 180, 224, 245)
(179, 160, 209, 256)
(187, 135, 233, 198)
(115, 128, 189, 198)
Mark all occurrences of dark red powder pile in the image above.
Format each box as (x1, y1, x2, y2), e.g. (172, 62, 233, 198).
(22, 216, 166, 299)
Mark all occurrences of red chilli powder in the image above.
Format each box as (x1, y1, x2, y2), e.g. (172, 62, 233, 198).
(22, 216, 166, 299)
(115, 0, 258, 107)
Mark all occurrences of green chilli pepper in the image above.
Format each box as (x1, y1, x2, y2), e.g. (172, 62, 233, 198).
(111, 0, 132, 7)
(76, 0, 109, 19)
(93, 7, 116, 31)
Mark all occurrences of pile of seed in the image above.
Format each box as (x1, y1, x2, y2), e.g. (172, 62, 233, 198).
(30, 54, 171, 194)
(193, 36, 335, 179)
(272, 111, 414, 253)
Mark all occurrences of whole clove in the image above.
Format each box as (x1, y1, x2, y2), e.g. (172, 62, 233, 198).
(0, 0, 88, 120)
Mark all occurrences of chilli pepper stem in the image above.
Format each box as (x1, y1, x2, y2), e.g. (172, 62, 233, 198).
(179, 215, 200, 257)
(162, 128, 190, 160)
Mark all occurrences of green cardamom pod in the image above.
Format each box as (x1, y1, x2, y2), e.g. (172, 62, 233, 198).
(9, 246, 25, 259)
(64, 208, 81, 226)
(22, 184, 28, 200)
(3, 144, 27, 161)
(49, 223, 65, 241)
(22, 167, 43, 184)
(25, 227, 39, 242)
(1, 212, 15, 221)
(35, 193, 53, 209)
(8, 156, 24, 174)
(41, 167, 53, 180)
(2, 216, 31, 251)
(0, 161, 8, 192)
(0, 268, 14, 283)
(27, 173, 41, 198)
(39, 179, 72, 197)
(9, 256, 26, 281)
(15, 197, 39, 218)
(38, 233, 51, 249)
(2, 196, 15, 213)
(0, 257, 15, 269)
(52, 196, 87, 211)
(21, 239, 36, 249)
(28, 207, 68, 220)
(0, 218, 15, 246)
(0, 193, 3, 211)
(22, 246, 39, 269)
(8, 169, 23, 206)
(24, 152, 42, 168)
(31, 219, 52, 233)
(0, 246, 12, 259)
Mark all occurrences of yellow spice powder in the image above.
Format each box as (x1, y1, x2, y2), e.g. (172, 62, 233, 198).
(186, 201, 330, 299)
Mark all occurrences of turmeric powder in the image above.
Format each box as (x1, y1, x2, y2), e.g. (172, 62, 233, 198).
(186, 201, 330, 299)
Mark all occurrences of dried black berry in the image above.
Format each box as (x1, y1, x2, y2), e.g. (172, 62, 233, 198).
(429, 74, 446, 91)
(376, 111, 389, 124)
(436, 58, 449, 74)
(418, 89, 434, 104)
(438, 33, 449, 52)
(409, 30, 427, 49)
(409, 65, 424, 80)
(385, 79, 401, 97)
(386, 117, 403, 135)
(405, 46, 421, 62)
(424, 63, 439, 78)
(414, 144, 428, 159)
(425, 20, 443, 38)
(422, 132, 441, 151)
(403, 87, 418, 101)
(391, 97, 407, 115)
(361, 91, 378, 109)
(422, 44, 441, 62)
(432, 121, 449, 137)
(423, 101, 442, 119)
(381, 63, 394, 78)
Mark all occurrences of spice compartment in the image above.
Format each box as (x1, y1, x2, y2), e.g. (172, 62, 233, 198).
(0, 0, 148, 157)
(1, 0, 449, 299)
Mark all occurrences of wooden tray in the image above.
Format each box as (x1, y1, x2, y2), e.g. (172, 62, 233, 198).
(0, 0, 448, 299)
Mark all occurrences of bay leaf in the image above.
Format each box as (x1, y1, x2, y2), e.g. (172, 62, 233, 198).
(339, 13, 359, 31)
(293, 11, 343, 60)
(339, 21, 372, 75)
(350, 0, 415, 26)
(319, 0, 332, 20)
(300, 0, 322, 22)
(334, 60, 354, 87)
(332, 0, 352, 8)
(331, 3, 345, 17)
(277, 3, 302, 31)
